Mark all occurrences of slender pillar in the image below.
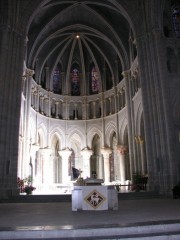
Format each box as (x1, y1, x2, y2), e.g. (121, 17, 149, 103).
(93, 101, 96, 118)
(55, 101, 59, 118)
(39, 96, 44, 114)
(45, 66, 49, 90)
(74, 103, 77, 120)
(109, 97, 112, 115)
(97, 155, 104, 179)
(81, 148, 93, 179)
(59, 148, 72, 184)
(122, 71, 135, 180)
(30, 144, 40, 184)
(117, 145, 128, 185)
(101, 147, 112, 184)
(39, 148, 52, 184)
(138, 136, 146, 175)
(86, 102, 89, 119)
(82, 98, 86, 120)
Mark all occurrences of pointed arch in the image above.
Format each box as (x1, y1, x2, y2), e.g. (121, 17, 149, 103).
(49, 127, 65, 149)
(67, 129, 84, 150)
(105, 122, 117, 147)
(37, 123, 47, 148)
(87, 127, 102, 149)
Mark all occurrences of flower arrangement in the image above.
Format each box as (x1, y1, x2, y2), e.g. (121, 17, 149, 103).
(21, 175, 36, 195)
(23, 185, 36, 195)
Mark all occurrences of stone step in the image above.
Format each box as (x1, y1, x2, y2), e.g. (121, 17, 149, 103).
(1, 194, 72, 203)
(1, 191, 164, 203)
(0, 220, 180, 239)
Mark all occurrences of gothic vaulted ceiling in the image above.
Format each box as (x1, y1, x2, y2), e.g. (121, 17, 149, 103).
(27, 0, 132, 94)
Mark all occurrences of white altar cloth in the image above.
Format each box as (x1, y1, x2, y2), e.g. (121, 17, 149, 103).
(72, 185, 118, 211)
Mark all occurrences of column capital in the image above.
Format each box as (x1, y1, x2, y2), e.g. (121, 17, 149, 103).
(116, 145, 128, 155)
(39, 147, 52, 158)
(26, 68, 34, 77)
(81, 148, 93, 158)
(59, 148, 72, 159)
(101, 147, 112, 158)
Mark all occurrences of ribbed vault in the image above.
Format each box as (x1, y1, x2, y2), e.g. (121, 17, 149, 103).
(27, 0, 133, 95)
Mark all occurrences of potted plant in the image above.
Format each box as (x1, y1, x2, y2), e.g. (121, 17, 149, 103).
(22, 175, 36, 195)
(23, 185, 36, 195)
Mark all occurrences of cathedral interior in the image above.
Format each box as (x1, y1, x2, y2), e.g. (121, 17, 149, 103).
(0, 0, 180, 198)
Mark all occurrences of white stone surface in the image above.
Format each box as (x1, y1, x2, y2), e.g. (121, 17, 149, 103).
(72, 185, 118, 211)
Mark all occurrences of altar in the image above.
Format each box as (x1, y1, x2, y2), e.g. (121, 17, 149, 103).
(72, 185, 118, 211)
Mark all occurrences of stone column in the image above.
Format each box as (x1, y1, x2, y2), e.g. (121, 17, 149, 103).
(0, 11, 30, 198)
(120, 90, 123, 109)
(86, 102, 90, 119)
(93, 101, 96, 118)
(116, 91, 119, 111)
(117, 145, 128, 185)
(81, 148, 93, 179)
(39, 96, 44, 114)
(31, 89, 34, 108)
(100, 99, 104, 117)
(82, 98, 86, 120)
(23, 69, 35, 179)
(44, 91, 51, 118)
(97, 155, 104, 179)
(45, 66, 49, 90)
(122, 71, 135, 180)
(62, 101, 66, 119)
(74, 103, 77, 120)
(30, 144, 40, 184)
(55, 101, 59, 118)
(36, 86, 40, 112)
(44, 98, 49, 116)
(109, 97, 112, 115)
(18, 136, 24, 178)
(59, 148, 72, 184)
(66, 101, 69, 120)
(104, 99, 107, 116)
(39, 148, 52, 185)
(101, 147, 112, 184)
(137, 136, 146, 175)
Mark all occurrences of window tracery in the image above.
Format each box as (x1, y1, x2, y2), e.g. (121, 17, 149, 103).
(91, 66, 99, 94)
(53, 64, 61, 94)
(71, 68, 80, 96)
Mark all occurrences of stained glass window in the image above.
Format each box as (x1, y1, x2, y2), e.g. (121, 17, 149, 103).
(172, 6, 180, 38)
(53, 65, 61, 94)
(71, 68, 80, 96)
(91, 66, 99, 94)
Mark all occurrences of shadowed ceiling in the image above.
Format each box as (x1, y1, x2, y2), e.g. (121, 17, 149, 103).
(27, 0, 133, 95)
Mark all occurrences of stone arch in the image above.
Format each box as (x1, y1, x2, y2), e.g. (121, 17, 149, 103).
(50, 134, 61, 183)
(87, 127, 102, 149)
(49, 128, 64, 149)
(90, 134, 101, 179)
(105, 122, 117, 147)
(134, 103, 147, 175)
(91, 134, 101, 155)
(135, 102, 143, 135)
(67, 129, 84, 149)
(119, 117, 128, 144)
(37, 123, 47, 148)
(29, 117, 36, 144)
(69, 132, 83, 173)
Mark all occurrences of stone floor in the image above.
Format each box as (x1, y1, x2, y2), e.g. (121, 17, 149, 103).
(0, 197, 180, 239)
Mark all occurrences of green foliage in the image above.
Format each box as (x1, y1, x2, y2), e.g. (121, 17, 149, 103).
(23, 175, 33, 185)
